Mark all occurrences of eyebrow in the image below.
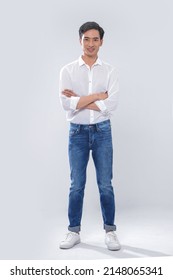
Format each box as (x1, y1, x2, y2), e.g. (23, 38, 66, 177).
(83, 36, 100, 39)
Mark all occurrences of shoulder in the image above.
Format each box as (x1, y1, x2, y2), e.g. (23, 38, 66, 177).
(60, 59, 79, 74)
(101, 60, 119, 76)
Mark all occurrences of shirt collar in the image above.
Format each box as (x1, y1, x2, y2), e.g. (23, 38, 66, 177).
(78, 56, 102, 67)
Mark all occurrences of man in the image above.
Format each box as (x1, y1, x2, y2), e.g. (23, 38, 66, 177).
(59, 21, 121, 251)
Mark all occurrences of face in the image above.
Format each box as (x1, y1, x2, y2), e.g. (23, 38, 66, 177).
(80, 29, 103, 58)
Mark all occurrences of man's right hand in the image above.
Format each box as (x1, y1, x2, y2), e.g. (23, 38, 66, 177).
(96, 91, 108, 100)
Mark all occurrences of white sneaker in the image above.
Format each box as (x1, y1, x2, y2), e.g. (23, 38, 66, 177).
(59, 232, 80, 249)
(105, 231, 121, 251)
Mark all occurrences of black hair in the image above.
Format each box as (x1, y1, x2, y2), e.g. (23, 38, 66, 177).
(79, 21, 104, 40)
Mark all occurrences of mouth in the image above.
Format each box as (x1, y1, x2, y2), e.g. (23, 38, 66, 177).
(87, 48, 95, 53)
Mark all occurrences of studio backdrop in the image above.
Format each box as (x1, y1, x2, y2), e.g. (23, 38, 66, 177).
(0, 0, 173, 258)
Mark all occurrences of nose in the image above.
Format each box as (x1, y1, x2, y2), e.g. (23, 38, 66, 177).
(88, 39, 94, 47)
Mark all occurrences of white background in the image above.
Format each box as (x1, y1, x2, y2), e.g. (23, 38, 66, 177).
(0, 0, 173, 259)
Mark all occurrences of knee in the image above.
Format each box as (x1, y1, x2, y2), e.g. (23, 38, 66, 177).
(70, 182, 85, 194)
(98, 184, 114, 195)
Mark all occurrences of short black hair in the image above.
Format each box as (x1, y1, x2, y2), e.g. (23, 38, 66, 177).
(79, 21, 104, 40)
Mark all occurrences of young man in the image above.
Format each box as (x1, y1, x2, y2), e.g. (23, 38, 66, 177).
(59, 21, 121, 251)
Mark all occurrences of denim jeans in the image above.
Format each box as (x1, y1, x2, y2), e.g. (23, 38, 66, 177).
(68, 119, 116, 233)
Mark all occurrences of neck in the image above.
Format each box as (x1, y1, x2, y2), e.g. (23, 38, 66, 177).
(82, 54, 98, 67)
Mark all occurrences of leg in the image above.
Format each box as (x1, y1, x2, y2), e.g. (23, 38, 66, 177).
(68, 124, 89, 232)
(92, 121, 116, 231)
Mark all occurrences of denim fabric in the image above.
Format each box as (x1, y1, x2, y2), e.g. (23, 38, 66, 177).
(68, 120, 116, 233)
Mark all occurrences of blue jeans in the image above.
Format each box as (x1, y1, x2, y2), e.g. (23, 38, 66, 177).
(68, 120, 116, 233)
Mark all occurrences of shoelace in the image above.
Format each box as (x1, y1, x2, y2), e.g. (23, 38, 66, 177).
(65, 232, 77, 241)
(107, 232, 117, 242)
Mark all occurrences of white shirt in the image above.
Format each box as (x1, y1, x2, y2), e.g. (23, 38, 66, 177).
(59, 56, 119, 124)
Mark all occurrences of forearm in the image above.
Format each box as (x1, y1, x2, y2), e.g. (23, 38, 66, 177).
(62, 89, 108, 111)
(76, 94, 98, 109)
(84, 102, 100, 111)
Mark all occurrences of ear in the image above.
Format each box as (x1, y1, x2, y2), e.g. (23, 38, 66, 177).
(100, 39, 103, 46)
(79, 38, 82, 45)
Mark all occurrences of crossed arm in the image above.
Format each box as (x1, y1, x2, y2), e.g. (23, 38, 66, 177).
(62, 89, 108, 111)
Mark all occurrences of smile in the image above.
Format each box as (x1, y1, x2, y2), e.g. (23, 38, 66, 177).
(87, 48, 95, 52)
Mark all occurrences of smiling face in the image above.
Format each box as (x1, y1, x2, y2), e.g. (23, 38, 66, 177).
(80, 29, 103, 59)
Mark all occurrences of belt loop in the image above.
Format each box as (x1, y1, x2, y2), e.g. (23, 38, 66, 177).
(78, 124, 81, 133)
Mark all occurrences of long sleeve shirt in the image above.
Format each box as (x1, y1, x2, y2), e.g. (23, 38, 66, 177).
(59, 56, 119, 124)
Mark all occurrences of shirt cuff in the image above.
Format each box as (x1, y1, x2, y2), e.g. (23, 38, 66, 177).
(95, 100, 107, 112)
(70, 96, 80, 110)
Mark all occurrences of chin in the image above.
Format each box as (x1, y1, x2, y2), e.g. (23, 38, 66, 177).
(87, 52, 96, 57)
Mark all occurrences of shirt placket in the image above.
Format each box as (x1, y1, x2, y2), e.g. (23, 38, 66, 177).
(88, 67, 94, 124)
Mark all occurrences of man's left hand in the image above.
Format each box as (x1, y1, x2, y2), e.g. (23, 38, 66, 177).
(62, 89, 78, 97)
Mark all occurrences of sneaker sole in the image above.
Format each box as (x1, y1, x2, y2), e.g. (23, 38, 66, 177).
(107, 245, 121, 251)
(59, 239, 80, 249)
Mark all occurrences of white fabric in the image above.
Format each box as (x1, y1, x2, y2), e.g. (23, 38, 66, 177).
(59, 56, 119, 124)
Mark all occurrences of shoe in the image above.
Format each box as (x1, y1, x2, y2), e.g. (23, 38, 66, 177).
(105, 231, 121, 251)
(59, 232, 80, 249)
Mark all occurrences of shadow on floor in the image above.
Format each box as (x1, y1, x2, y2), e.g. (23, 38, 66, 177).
(73, 242, 170, 259)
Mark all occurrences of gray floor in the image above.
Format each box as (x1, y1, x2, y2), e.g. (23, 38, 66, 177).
(1, 207, 172, 260)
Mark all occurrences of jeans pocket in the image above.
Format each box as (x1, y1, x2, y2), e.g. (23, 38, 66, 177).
(69, 125, 80, 137)
(98, 121, 111, 133)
